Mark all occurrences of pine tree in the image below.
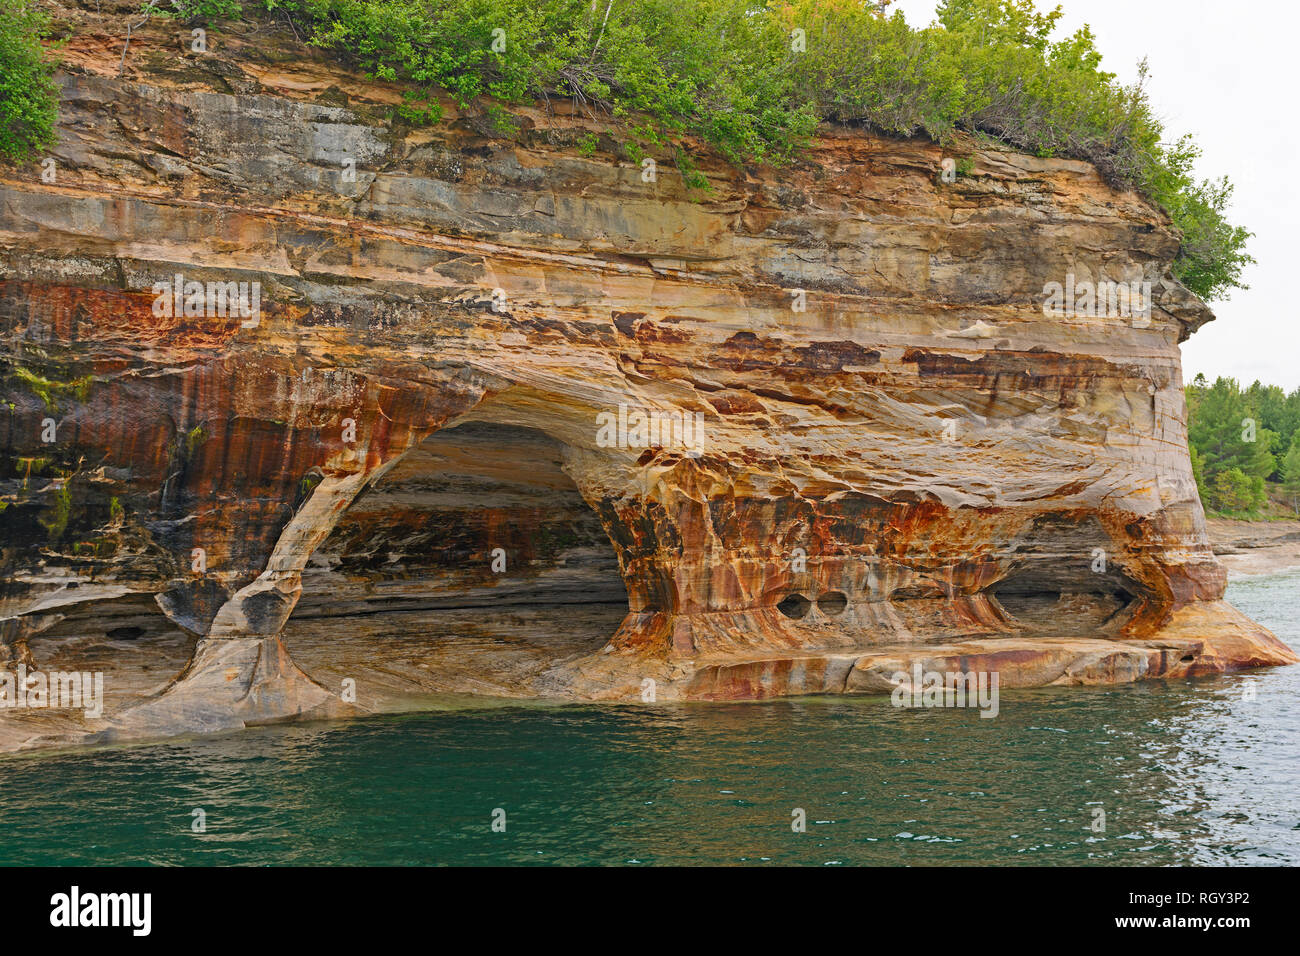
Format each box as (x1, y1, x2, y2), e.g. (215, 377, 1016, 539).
(1282, 435, 1300, 515)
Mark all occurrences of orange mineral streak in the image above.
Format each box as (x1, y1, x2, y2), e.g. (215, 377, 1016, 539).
(2, 281, 243, 350)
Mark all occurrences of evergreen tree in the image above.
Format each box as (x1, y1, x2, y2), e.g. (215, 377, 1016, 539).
(1186, 376, 1276, 514)
(1282, 435, 1300, 515)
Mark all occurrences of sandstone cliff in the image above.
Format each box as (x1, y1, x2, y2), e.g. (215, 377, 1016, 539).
(0, 2, 1293, 750)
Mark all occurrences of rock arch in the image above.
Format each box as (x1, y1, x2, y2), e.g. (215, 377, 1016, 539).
(284, 419, 632, 705)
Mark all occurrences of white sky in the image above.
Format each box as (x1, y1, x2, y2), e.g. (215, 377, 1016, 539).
(891, 0, 1299, 390)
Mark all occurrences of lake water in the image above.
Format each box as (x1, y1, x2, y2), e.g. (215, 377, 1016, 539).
(1, 572, 1297, 866)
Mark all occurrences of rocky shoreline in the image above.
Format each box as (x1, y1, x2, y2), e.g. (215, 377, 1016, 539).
(1207, 518, 1300, 579)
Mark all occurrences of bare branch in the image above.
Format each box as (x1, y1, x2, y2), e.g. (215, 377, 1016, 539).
(120, 0, 162, 78)
(591, 0, 614, 59)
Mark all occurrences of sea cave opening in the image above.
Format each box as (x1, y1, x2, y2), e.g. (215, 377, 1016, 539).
(285, 421, 630, 701)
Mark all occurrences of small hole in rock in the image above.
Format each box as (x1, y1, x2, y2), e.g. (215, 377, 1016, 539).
(106, 626, 145, 641)
(777, 593, 811, 620)
(1180, 653, 1196, 662)
(817, 591, 848, 616)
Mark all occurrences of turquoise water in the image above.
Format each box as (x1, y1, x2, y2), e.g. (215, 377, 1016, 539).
(1, 572, 1297, 866)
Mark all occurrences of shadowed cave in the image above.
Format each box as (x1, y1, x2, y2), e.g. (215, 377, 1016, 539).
(10, 475, 1177, 721)
(986, 514, 1142, 637)
(10, 423, 633, 729)
(284, 421, 632, 699)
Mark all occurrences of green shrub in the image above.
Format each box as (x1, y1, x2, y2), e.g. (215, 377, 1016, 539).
(1144, 134, 1254, 302)
(0, 0, 58, 165)
(155, 0, 247, 18)
(1210, 467, 1264, 515)
(13, 0, 1257, 302)
(254, 0, 1251, 301)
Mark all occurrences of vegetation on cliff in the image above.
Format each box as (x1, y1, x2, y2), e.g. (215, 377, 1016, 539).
(0, 0, 1253, 301)
(0, 0, 58, 164)
(247, 0, 1251, 302)
(1187, 376, 1300, 516)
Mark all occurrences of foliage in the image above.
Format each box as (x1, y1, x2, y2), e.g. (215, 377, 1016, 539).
(1145, 134, 1254, 301)
(0, 0, 58, 164)
(1281, 435, 1300, 513)
(240, 0, 1250, 298)
(0, 0, 1237, 299)
(1186, 374, 1300, 516)
(1210, 467, 1262, 515)
(8, 363, 94, 412)
(155, 0, 247, 18)
(39, 475, 72, 545)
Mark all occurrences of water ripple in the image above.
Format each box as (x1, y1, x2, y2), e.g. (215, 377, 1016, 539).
(0, 572, 1296, 865)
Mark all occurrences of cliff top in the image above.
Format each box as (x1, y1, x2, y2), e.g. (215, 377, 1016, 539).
(4, 0, 1253, 306)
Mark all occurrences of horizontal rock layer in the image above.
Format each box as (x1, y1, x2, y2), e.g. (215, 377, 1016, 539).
(0, 5, 1293, 749)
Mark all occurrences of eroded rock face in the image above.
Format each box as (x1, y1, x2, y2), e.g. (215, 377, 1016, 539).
(0, 5, 1293, 749)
